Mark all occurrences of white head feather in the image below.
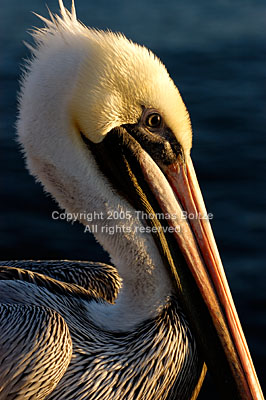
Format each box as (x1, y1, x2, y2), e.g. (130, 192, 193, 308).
(19, 0, 192, 148)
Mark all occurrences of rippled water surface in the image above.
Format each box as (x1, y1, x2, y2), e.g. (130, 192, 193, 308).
(1, 0, 266, 398)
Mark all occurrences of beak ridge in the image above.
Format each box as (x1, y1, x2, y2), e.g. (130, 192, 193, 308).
(165, 157, 263, 400)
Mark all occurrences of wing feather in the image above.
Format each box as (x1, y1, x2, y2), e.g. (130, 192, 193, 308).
(0, 260, 121, 303)
(0, 303, 72, 399)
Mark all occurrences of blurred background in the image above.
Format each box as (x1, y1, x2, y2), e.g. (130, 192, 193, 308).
(0, 0, 265, 397)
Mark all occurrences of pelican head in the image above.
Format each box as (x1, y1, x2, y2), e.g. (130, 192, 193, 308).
(17, 2, 263, 399)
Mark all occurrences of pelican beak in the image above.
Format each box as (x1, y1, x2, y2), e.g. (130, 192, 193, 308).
(139, 152, 263, 400)
(83, 126, 263, 399)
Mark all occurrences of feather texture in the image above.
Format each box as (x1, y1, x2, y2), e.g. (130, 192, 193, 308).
(0, 261, 202, 400)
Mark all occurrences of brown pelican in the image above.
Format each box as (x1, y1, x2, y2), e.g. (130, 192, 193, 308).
(0, 1, 264, 399)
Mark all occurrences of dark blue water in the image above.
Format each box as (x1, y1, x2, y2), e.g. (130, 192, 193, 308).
(1, 0, 266, 398)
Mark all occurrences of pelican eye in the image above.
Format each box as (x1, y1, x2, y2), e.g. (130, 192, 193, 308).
(145, 113, 162, 129)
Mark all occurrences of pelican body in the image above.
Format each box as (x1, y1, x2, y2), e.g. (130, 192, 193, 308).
(0, 2, 264, 399)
